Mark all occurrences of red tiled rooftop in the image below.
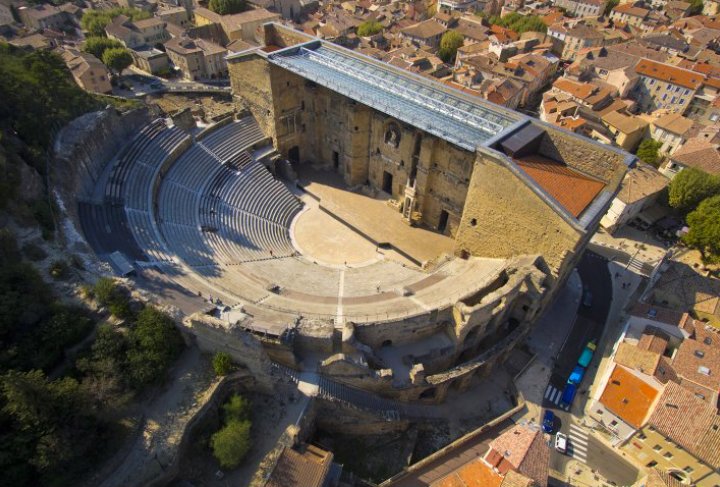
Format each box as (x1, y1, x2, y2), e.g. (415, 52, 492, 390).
(514, 155, 605, 218)
(600, 365, 660, 428)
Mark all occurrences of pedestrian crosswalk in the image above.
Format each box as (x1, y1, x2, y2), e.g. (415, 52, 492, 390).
(567, 423, 589, 462)
(545, 384, 562, 405)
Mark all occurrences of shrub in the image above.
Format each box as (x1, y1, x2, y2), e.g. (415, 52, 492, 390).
(357, 20, 383, 37)
(94, 277, 118, 306)
(211, 419, 251, 469)
(212, 351, 233, 376)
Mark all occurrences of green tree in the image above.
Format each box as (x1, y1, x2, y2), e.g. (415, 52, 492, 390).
(684, 195, 720, 263)
(102, 47, 133, 76)
(80, 8, 151, 37)
(636, 139, 663, 167)
(604, 0, 619, 16)
(0, 44, 101, 156)
(212, 351, 233, 376)
(0, 370, 98, 481)
(668, 168, 720, 213)
(486, 12, 547, 34)
(126, 307, 183, 388)
(208, 0, 248, 15)
(438, 30, 464, 63)
(211, 419, 252, 468)
(83, 36, 123, 60)
(357, 20, 383, 37)
(688, 0, 703, 15)
(223, 393, 250, 422)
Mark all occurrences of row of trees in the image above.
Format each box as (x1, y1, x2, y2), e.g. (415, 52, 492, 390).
(483, 12, 548, 34)
(80, 7, 151, 37)
(80, 8, 143, 76)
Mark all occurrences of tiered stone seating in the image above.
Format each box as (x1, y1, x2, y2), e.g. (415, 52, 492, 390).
(200, 117, 265, 161)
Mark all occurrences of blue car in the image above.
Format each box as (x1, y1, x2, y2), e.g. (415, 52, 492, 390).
(542, 410, 555, 433)
(568, 365, 586, 385)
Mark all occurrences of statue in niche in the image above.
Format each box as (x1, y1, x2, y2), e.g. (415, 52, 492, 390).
(384, 125, 400, 148)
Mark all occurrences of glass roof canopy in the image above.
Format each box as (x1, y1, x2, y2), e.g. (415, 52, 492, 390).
(267, 42, 525, 151)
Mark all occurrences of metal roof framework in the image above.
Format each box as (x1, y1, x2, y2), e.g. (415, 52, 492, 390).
(267, 43, 523, 151)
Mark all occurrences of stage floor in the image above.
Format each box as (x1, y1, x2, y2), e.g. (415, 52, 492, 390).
(295, 166, 455, 265)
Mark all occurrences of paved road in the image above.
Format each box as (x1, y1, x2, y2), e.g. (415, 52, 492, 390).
(542, 250, 639, 486)
(550, 426, 639, 486)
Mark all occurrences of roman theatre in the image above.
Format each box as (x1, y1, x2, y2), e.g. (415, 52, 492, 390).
(69, 23, 633, 403)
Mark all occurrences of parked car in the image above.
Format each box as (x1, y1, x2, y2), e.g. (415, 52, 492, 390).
(568, 365, 585, 385)
(577, 341, 596, 368)
(555, 432, 567, 453)
(560, 383, 577, 409)
(542, 410, 555, 434)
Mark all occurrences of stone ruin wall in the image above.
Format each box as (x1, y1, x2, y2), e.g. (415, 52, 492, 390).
(52, 107, 154, 222)
(454, 149, 582, 279)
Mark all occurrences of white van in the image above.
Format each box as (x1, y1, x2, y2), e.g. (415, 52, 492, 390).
(555, 432, 567, 454)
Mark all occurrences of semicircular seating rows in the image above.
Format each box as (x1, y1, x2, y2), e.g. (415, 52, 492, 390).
(79, 116, 303, 274)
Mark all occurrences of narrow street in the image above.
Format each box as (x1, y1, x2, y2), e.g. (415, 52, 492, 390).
(543, 250, 640, 486)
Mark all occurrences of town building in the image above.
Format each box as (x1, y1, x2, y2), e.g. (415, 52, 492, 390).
(650, 112, 696, 156)
(621, 382, 720, 486)
(400, 18, 447, 49)
(631, 59, 704, 114)
(659, 138, 720, 178)
(610, 4, 650, 29)
(553, 0, 605, 18)
(105, 15, 170, 49)
(547, 21, 605, 60)
(220, 8, 281, 42)
(165, 37, 228, 80)
(600, 162, 669, 232)
(17, 4, 69, 31)
(131, 45, 170, 75)
(58, 47, 112, 94)
(156, 5, 191, 29)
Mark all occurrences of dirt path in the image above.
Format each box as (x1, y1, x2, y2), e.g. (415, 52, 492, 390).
(99, 346, 218, 487)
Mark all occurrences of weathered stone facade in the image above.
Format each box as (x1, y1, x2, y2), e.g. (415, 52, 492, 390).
(217, 23, 631, 403)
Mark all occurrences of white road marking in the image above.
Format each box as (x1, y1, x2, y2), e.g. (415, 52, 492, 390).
(545, 384, 553, 398)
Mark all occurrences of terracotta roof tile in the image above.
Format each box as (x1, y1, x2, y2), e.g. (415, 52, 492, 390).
(432, 458, 504, 487)
(672, 325, 720, 401)
(671, 139, 720, 175)
(266, 445, 333, 487)
(648, 381, 720, 467)
(600, 365, 660, 428)
(615, 163, 668, 204)
(487, 425, 549, 487)
(515, 155, 605, 218)
(615, 341, 662, 375)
